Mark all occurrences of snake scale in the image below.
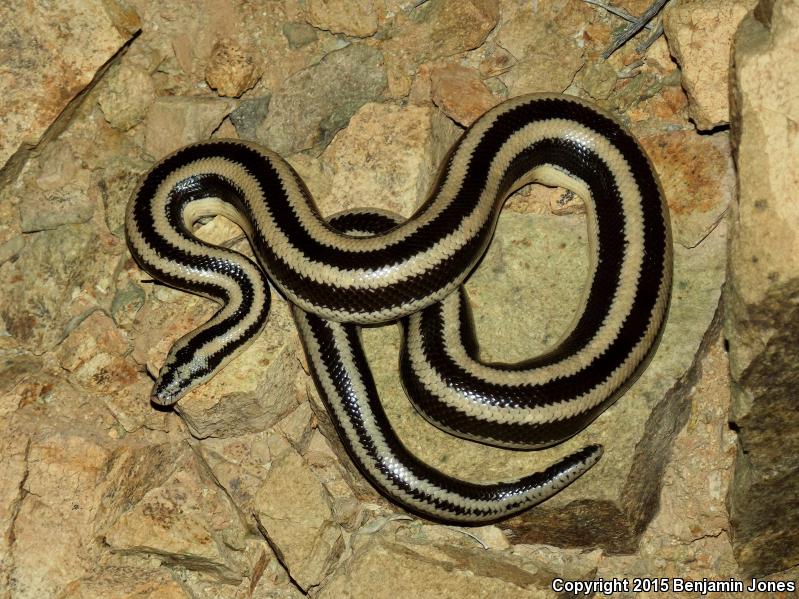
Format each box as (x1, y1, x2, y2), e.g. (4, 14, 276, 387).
(125, 94, 672, 523)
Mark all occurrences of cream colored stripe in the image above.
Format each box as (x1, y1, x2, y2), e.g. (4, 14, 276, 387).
(295, 309, 598, 520)
(127, 164, 269, 372)
(427, 125, 649, 387)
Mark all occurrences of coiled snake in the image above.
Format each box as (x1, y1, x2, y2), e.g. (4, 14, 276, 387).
(125, 94, 672, 523)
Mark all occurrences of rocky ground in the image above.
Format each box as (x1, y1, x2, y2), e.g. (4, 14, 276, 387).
(0, 0, 797, 597)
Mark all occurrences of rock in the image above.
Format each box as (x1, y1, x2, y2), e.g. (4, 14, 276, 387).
(639, 130, 734, 248)
(302, 430, 363, 529)
(622, 38, 692, 131)
(0, 236, 24, 267)
(0, 426, 27, 594)
(282, 22, 319, 49)
(381, 0, 499, 97)
(581, 61, 618, 101)
(0, 224, 112, 352)
(496, 10, 584, 95)
(97, 63, 156, 131)
(306, 0, 380, 37)
(276, 400, 315, 449)
(310, 102, 461, 217)
(254, 445, 344, 590)
(144, 97, 237, 158)
(205, 38, 262, 98)
(229, 96, 271, 139)
(58, 567, 191, 599)
(97, 154, 152, 238)
(257, 44, 387, 155)
(726, 0, 799, 577)
(429, 64, 498, 126)
(478, 45, 516, 78)
(663, 0, 758, 130)
(0, 0, 140, 177)
(19, 188, 95, 232)
(0, 179, 24, 269)
(10, 427, 114, 597)
(102, 442, 254, 583)
(394, 0, 498, 61)
(597, 331, 739, 582)
(196, 430, 274, 514)
(317, 535, 578, 598)
(55, 311, 167, 433)
(16, 139, 96, 232)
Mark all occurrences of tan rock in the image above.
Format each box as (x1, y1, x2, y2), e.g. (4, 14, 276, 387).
(0, 426, 27, 593)
(276, 400, 315, 449)
(496, 11, 584, 95)
(411, 0, 498, 60)
(11, 429, 114, 597)
(306, 0, 380, 37)
(196, 430, 274, 512)
(58, 566, 191, 599)
(205, 38, 262, 98)
(56, 311, 166, 433)
(663, 0, 757, 130)
(639, 129, 734, 248)
(407, 63, 434, 105)
(98, 63, 156, 131)
(381, 0, 499, 97)
(479, 45, 516, 78)
(256, 44, 387, 155)
(303, 430, 363, 528)
(598, 331, 739, 582)
(144, 96, 236, 158)
(318, 537, 557, 598)
(103, 442, 253, 583)
(254, 446, 343, 590)
(313, 102, 461, 217)
(0, 224, 117, 353)
(0, 0, 140, 174)
(580, 60, 618, 101)
(726, 0, 799, 576)
(429, 64, 498, 126)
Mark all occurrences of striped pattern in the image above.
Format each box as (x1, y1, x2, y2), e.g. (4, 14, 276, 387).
(294, 306, 602, 522)
(399, 110, 672, 448)
(125, 93, 672, 521)
(296, 209, 602, 522)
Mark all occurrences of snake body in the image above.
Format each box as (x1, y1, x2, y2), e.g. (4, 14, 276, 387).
(125, 94, 672, 522)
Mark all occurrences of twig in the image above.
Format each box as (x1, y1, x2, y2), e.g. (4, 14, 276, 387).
(582, 0, 654, 30)
(635, 19, 665, 54)
(601, 0, 671, 59)
(618, 59, 645, 79)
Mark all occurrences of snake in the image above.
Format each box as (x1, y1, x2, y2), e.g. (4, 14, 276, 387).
(125, 93, 672, 523)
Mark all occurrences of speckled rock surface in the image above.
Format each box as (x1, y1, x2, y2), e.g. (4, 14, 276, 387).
(0, 0, 139, 181)
(664, 0, 758, 130)
(1, 0, 795, 597)
(256, 43, 387, 155)
(726, 0, 799, 578)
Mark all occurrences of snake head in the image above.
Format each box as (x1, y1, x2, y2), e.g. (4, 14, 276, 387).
(151, 373, 188, 407)
(150, 347, 210, 408)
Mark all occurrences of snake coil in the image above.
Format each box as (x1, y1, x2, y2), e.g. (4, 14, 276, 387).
(126, 94, 672, 523)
